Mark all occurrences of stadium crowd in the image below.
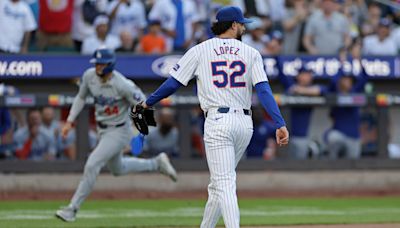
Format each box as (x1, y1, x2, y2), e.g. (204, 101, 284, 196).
(0, 0, 400, 55)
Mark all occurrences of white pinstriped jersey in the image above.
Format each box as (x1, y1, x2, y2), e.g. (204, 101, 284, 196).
(169, 37, 269, 112)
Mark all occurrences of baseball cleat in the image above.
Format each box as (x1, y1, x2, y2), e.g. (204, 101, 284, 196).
(156, 152, 178, 182)
(55, 206, 77, 222)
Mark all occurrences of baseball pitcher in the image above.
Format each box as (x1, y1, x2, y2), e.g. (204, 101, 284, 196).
(134, 6, 289, 228)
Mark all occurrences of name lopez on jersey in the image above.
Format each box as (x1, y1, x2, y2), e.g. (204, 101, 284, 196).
(214, 46, 240, 56)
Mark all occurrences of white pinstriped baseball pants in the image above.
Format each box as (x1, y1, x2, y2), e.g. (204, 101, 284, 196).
(201, 109, 253, 228)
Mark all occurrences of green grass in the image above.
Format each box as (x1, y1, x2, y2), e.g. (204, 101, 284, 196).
(1, 197, 400, 227)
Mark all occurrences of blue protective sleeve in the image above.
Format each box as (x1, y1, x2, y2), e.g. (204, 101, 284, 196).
(255, 82, 286, 129)
(146, 76, 183, 106)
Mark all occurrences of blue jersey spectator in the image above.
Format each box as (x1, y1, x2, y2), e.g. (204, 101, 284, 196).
(0, 108, 11, 136)
(246, 107, 276, 159)
(276, 58, 326, 159)
(0, 83, 19, 158)
(13, 108, 57, 160)
(325, 60, 369, 159)
(0, 107, 12, 158)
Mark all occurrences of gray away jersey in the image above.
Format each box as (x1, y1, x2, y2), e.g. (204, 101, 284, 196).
(71, 68, 145, 125)
(169, 37, 269, 112)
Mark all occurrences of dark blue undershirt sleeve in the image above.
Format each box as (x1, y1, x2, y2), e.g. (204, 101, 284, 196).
(255, 81, 286, 129)
(146, 76, 183, 106)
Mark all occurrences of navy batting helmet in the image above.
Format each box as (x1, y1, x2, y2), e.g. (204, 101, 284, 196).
(90, 48, 116, 76)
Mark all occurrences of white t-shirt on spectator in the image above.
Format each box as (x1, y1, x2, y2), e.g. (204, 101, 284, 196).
(0, 0, 36, 53)
(148, 0, 199, 51)
(106, 0, 147, 39)
(242, 34, 270, 55)
(72, 0, 107, 42)
(81, 34, 121, 55)
(362, 35, 397, 56)
(231, 0, 269, 17)
(391, 27, 400, 53)
(268, 0, 286, 22)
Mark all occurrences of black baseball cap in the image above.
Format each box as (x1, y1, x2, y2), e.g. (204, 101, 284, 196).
(216, 6, 253, 24)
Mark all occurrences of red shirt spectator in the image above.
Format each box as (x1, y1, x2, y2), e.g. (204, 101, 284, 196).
(39, 0, 73, 33)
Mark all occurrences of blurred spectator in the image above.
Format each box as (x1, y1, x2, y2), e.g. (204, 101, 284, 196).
(363, 18, 397, 56)
(143, 108, 179, 157)
(192, 0, 212, 44)
(242, 17, 270, 55)
(267, 0, 286, 29)
(325, 56, 369, 159)
(309, 0, 323, 11)
(391, 25, 400, 53)
(230, 0, 269, 17)
(277, 60, 327, 159)
(359, 110, 378, 156)
(37, 0, 74, 51)
(0, 84, 19, 159)
(107, 0, 147, 45)
(246, 107, 276, 160)
(0, 83, 19, 96)
(303, 0, 351, 55)
(0, 107, 12, 158)
(0, 0, 37, 53)
(72, 0, 107, 52)
(0, 108, 11, 140)
(41, 106, 75, 159)
(341, 0, 368, 27)
(116, 30, 135, 52)
(41, 107, 60, 140)
(57, 126, 98, 160)
(137, 20, 166, 54)
(282, 0, 309, 55)
(190, 107, 206, 158)
(266, 30, 283, 55)
(148, 0, 199, 52)
(377, 0, 398, 22)
(360, 3, 381, 37)
(23, 0, 39, 23)
(81, 15, 121, 55)
(14, 108, 57, 160)
(341, 1, 361, 39)
(193, 0, 211, 22)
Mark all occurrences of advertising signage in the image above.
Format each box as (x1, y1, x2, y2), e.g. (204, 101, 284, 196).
(1, 54, 399, 79)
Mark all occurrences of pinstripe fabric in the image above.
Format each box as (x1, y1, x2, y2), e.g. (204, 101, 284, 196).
(201, 112, 253, 228)
(170, 37, 268, 227)
(170, 38, 268, 112)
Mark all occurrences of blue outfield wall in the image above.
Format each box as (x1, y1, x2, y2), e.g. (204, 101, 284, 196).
(0, 54, 399, 79)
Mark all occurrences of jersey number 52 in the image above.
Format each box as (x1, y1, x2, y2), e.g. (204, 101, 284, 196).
(211, 61, 246, 88)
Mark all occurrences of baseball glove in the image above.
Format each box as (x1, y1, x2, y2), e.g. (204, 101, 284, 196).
(130, 102, 157, 135)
